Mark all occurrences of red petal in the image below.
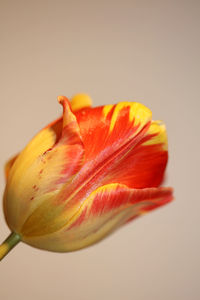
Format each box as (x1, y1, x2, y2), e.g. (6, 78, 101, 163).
(101, 120, 168, 188)
(57, 102, 152, 204)
(65, 103, 168, 204)
(75, 102, 152, 161)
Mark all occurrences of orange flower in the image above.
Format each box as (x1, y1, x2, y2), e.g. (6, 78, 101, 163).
(0, 94, 173, 260)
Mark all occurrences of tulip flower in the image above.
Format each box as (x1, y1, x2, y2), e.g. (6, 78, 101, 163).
(0, 94, 173, 261)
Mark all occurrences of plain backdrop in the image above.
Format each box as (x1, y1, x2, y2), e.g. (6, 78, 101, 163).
(0, 1, 199, 300)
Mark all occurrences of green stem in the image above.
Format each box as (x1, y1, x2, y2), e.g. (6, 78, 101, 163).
(0, 232, 21, 261)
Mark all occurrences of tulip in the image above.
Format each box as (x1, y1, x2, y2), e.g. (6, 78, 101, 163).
(0, 94, 173, 261)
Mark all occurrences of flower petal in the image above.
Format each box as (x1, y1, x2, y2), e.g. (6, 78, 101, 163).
(21, 183, 173, 252)
(4, 98, 84, 231)
(101, 120, 168, 188)
(56, 103, 166, 210)
(75, 102, 152, 161)
(18, 101, 168, 238)
(70, 105, 168, 192)
(70, 94, 92, 112)
(56, 102, 152, 204)
(4, 154, 19, 181)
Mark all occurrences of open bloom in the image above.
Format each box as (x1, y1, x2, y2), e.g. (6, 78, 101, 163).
(1, 94, 173, 259)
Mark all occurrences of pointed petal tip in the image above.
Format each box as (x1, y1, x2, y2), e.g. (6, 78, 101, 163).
(57, 96, 77, 127)
(57, 95, 70, 105)
(58, 94, 92, 111)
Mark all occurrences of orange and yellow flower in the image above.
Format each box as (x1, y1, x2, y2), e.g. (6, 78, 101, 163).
(0, 94, 173, 260)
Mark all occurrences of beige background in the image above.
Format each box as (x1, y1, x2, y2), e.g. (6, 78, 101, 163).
(0, 0, 199, 299)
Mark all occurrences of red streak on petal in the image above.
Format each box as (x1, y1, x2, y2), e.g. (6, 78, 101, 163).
(90, 186, 173, 217)
(59, 122, 150, 208)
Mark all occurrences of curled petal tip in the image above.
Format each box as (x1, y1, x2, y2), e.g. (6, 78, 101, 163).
(57, 96, 73, 126)
(57, 95, 70, 105)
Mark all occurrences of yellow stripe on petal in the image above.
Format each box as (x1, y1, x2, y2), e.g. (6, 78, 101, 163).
(129, 102, 152, 124)
(102, 104, 113, 118)
(143, 120, 168, 150)
(108, 102, 152, 133)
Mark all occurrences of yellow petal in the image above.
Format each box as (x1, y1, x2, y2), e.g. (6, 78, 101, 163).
(4, 154, 19, 181)
(70, 94, 92, 111)
(4, 99, 84, 232)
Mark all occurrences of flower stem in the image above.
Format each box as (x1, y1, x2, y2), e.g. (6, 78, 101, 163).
(0, 232, 21, 261)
